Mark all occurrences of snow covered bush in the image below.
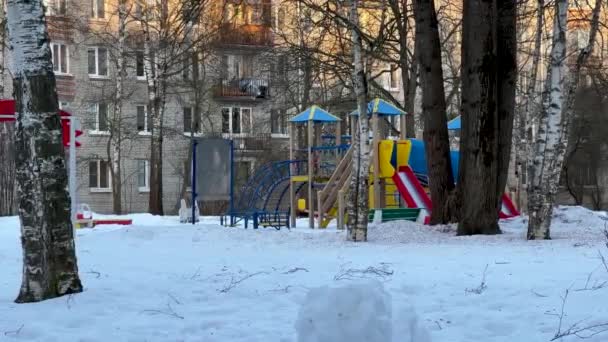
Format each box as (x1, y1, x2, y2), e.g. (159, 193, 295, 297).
(295, 281, 431, 342)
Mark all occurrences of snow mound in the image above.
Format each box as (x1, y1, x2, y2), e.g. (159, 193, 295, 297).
(295, 281, 431, 342)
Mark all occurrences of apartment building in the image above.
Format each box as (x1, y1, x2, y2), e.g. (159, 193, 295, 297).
(0, 0, 414, 215)
(17, 0, 292, 214)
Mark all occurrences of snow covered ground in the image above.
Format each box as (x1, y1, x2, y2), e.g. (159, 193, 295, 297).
(1, 206, 608, 341)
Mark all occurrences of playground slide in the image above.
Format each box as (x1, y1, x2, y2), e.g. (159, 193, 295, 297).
(499, 194, 520, 219)
(391, 166, 432, 223)
(392, 165, 520, 222)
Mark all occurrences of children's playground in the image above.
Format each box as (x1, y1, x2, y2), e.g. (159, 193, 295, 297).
(210, 98, 519, 230)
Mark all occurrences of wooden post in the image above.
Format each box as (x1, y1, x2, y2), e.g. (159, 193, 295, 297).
(372, 112, 380, 209)
(336, 120, 342, 163)
(338, 189, 345, 229)
(289, 121, 296, 227)
(400, 112, 407, 140)
(317, 190, 323, 228)
(308, 120, 314, 228)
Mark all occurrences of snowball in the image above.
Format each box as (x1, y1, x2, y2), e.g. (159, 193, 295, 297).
(295, 281, 392, 342)
(295, 281, 431, 342)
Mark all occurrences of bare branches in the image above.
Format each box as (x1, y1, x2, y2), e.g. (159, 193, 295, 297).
(550, 289, 608, 341)
(465, 264, 489, 295)
(333, 263, 394, 281)
(573, 269, 608, 292)
(283, 267, 309, 274)
(3, 324, 24, 337)
(219, 271, 269, 293)
(141, 302, 185, 320)
(86, 270, 102, 279)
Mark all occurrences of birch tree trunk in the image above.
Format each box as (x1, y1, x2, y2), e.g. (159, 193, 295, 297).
(527, 0, 601, 239)
(346, 0, 370, 242)
(515, 0, 543, 212)
(110, 0, 127, 215)
(6, 0, 82, 303)
(413, 0, 456, 224)
(527, 0, 567, 240)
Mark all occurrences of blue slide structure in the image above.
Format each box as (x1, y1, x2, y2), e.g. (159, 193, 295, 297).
(221, 160, 307, 229)
(407, 138, 460, 186)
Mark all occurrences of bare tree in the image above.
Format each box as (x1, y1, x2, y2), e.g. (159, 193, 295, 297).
(0, 0, 16, 216)
(563, 83, 608, 210)
(527, 0, 602, 239)
(457, 0, 517, 235)
(347, 0, 370, 242)
(413, 0, 457, 224)
(139, 0, 213, 215)
(6, 0, 82, 302)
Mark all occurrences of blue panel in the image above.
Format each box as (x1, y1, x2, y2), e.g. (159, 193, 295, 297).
(447, 116, 461, 130)
(408, 139, 428, 175)
(407, 138, 460, 181)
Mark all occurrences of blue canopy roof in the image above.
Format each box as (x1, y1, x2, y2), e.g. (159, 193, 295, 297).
(289, 105, 341, 123)
(350, 98, 406, 117)
(447, 116, 461, 130)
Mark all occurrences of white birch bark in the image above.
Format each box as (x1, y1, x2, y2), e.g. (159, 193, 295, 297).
(515, 0, 543, 211)
(527, 0, 601, 239)
(527, 0, 567, 240)
(346, 0, 370, 242)
(110, 0, 127, 214)
(6, 0, 82, 302)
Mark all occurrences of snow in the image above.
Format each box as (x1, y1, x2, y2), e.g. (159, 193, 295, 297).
(295, 281, 395, 342)
(1, 206, 608, 341)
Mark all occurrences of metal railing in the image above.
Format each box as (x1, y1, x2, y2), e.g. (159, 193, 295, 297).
(214, 78, 270, 99)
(205, 132, 273, 151)
(217, 24, 273, 46)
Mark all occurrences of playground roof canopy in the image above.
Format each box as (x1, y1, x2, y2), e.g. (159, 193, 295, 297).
(350, 98, 406, 117)
(289, 105, 341, 123)
(447, 116, 461, 130)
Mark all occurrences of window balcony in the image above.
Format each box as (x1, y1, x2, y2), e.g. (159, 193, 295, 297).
(216, 24, 273, 47)
(214, 78, 270, 100)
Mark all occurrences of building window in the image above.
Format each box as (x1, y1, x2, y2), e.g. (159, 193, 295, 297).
(88, 47, 109, 77)
(183, 107, 200, 133)
(93, 103, 109, 132)
(235, 160, 251, 186)
(45, 0, 67, 15)
(221, 107, 252, 134)
(389, 64, 399, 90)
(135, 51, 145, 78)
(137, 105, 151, 133)
(137, 160, 150, 191)
(276, 6, 286, 30)
(50, 43, 69, 75)
(271, 109, 287, 134)
(89, 160, 111, 190)
(182, 56, 191, 81)
(91, 0, 105, 18)
(572, 29, 589, 50)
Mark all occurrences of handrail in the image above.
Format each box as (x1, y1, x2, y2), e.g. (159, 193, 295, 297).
(318, 146, 353, 215)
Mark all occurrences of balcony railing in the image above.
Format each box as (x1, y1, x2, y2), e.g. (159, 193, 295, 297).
(206, 133, 274, 151)
(214, 78, 270, 99)
(217, 24, 273, 47)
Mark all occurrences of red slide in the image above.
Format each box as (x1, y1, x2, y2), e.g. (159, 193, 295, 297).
(392, 166, 432, 223)
(392, 166, 520, 224)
